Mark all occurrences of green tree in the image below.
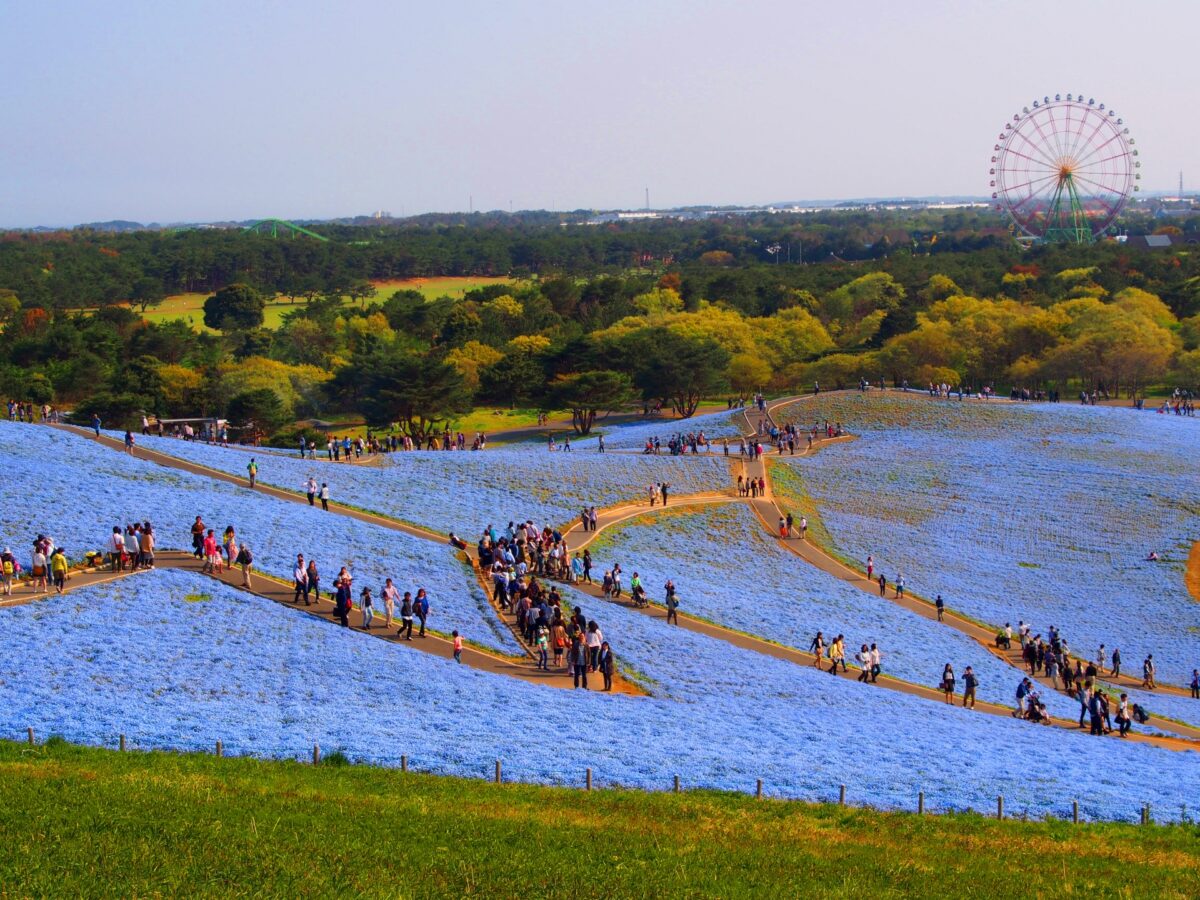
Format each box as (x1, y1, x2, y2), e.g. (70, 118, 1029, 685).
(227, 388, 290, 434)
(354, 350, 472, 439)
(130, 277, 167, 314)
(547, 370, 635, 435)
(203, 284, 266, 331)
(627, 329, 730, 417)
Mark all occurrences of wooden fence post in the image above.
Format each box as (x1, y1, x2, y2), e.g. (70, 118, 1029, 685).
(586, 768, 593, 791)
(997, 796, 1004, 820)
(215, 740, 223, 758)
(839, 784, 846, 806)
(26, 727, 34, 746)
(401, 754, 408, 773)
(1072, 800, 1079, 824)
(312, 744, 320, 765)
(756, 779, 763, 799)
(918, 792, 925, 815)
(673, 774, 681, 793)
(495, 759, 502, 784)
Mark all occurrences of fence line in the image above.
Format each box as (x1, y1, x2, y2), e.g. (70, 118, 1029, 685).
(8, 728, 1176, 826)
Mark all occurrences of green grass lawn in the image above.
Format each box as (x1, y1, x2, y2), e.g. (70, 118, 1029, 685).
(1, 740, 1197, 898)
(130, 276, 517, 332)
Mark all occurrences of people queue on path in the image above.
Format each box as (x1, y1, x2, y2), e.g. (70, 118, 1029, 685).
(477, 520, 616, 690)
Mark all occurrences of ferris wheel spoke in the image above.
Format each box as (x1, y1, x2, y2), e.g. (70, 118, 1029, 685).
(1073, 130, 1125, 168)
(1009, 178, 1061, 213)
(1001, 145, 1057, 172)
(1012, 128, 1059, 168)
(1071, 172, 1124, 206)
(1065, 104, 1095, 164)
(1042, 105, 1068, 162)
(1069, 113, 1112, 168)
(1076, 151, 1132, 174)
(1003, 171, 1059, 199)
(1027, 110, 1065, 167)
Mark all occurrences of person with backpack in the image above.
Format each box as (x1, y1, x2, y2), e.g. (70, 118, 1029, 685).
(535, 625, 550, 671)
(0, 548, 14, 596)
(1142, 654, 1156, 690)
(935, 594, 945, 622)
(246, 458, 258, 489)
(236, 542, 253, 588)
(664, 579, 679, 625)
(1115, 693, 1132, 737)
(49, 547, 69, 594)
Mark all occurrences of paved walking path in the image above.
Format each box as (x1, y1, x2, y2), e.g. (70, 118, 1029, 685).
(738, 395, 1200, 741)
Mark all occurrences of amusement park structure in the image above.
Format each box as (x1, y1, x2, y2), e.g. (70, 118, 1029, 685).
(990, 94, 1140, 243)
(243, 218, 330, 241)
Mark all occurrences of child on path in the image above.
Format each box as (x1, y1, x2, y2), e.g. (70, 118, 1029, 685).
(452, 630, 463, 663)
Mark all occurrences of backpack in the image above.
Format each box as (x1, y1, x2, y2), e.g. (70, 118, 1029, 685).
(1132, 704, 1149, 724)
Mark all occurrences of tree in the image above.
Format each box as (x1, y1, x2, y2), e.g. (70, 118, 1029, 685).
(627, 328, 730, 417)
(547, 370, 635, 434)
(348, 281, 377, 308)
(203, 283, 266, 330)
(727, 353, 772, 395)
(354, 350, 472, 439)
(0, 289, 20, 323)
(130, 277, 166, 314)
(227, 388, 290, 434)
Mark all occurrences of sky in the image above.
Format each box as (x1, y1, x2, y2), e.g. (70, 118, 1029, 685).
(1, 0, 1196, 227)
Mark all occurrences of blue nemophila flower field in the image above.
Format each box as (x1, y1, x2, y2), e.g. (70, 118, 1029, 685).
(585, 503, 1063, 712)
(122, 431, 734, 535)
(0, 422, 520, 653)
(785, 394, 1200, 691)
(4, 568, 1199, 822)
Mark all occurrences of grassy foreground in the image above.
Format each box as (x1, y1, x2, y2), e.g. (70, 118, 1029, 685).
(2, 742, 1198, 897)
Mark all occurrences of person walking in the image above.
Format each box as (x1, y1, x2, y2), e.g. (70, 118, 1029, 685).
(535, 625, 550, 671)
(398, 591, 414, 640)
(1142, 654, 1156, 690)
(124, 430, 135, 455)
(962, 666, 977, 709)
(91, 413, 102, 437)
(935, 594, 944, 622)
(856, 644, 871, 683)
(333, 577, 351, 627)
(869, 643, 882, 682)
(799, 516, 808, 540)
(246, 457, 258, 489)
(236, 542, 253, 588)
(569, 635, 588, 689)
(1191, 669, 1200, 700)
(1116, 693, 1132, 737)
(660, 482, 669, 505)
(941, 664, 956, 703)
(415, 588, 430, 637)
(382, 578, 398, 629)
(1111, 647, 1121, 679)
(293, 554, 309, 603)
(894, 574, 905, 599)
(598, 641, 614, 691)
(877, 574, 886, 597)
(359, 586, 374, 629)
(810, 631, 825, 667)
(49, 546, 68, 594)
(305, 477, 317, 506)
(319, 483, 329, 511)
(305, 558, 320, 602)
(452, 630, 463, 663)
(664, 579, 679, 625)
(866, 555, 873, 580)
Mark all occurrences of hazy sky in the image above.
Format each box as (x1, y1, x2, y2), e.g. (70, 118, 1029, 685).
(1, 0, 1195, 226)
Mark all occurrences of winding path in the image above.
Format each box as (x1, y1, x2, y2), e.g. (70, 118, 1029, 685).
(43, 414, 1200, 747)
(738, 394, 1200, 740)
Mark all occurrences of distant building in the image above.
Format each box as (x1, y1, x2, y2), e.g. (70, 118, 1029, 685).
(1120, 233, 1200, 250)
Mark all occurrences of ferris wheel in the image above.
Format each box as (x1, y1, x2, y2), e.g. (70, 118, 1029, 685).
(990, 94, 1140, 243)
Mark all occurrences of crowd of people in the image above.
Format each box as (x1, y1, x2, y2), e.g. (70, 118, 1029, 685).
(476, 521, 616, 690)
(6, 402, 62, 423)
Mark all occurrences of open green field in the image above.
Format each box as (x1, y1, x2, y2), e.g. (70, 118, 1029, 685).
(129, 276, 517, 331)
(1, 740, 1197, 898)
